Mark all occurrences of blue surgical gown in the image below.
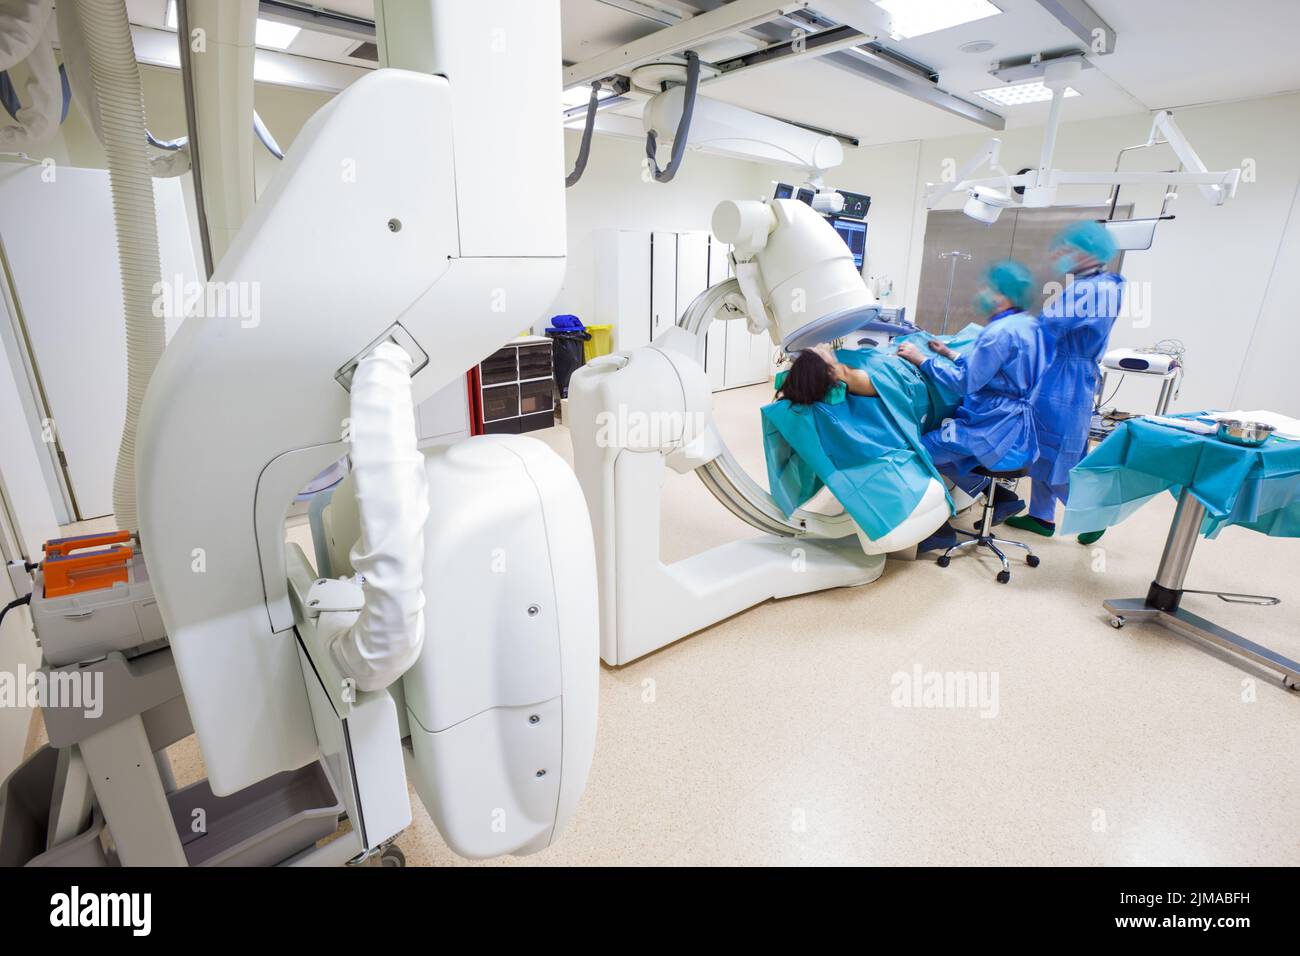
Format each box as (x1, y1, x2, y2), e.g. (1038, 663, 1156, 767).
(919, 309, 1046, 474)
(1029, 271, 1126, 496)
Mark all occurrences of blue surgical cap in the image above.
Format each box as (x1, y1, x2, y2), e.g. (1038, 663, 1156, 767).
(984, 259, 1034, 311)
(1051, 219, 1117, 264)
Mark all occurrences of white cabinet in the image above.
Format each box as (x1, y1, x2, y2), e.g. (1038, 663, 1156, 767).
(594, 230, 652, 352)
(706, 235, 771, 390)
(650, 231, 678, 342)
(704, 235, 729, 390)
(593, 228, 771, 391)
(675, 231, 710, 323)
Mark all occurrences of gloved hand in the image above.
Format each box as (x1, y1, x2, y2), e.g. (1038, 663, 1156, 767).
(896, 341, 926, 366)
(927, 339, 957, 360)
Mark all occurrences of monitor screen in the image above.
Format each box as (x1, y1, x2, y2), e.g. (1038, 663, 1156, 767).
(832, 218, 867, 269)
(795, 187, 816, 206)
(773, 182, 794, 200)
(836, 190, 871, 220)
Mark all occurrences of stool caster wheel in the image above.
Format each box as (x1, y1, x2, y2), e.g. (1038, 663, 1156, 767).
(1109, 616, 1125, 629)
(996, 570, 1010, 584)
(936, 555, 950, 567)
(1026, 555, 1040, 568)
(380, 846, 406, 868)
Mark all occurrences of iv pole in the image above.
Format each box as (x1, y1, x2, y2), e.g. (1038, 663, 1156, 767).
(938, 250, 971, 334)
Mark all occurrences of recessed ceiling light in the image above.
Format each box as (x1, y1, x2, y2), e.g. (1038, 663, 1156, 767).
(960, 39, 997, 53)
(255, 19, 301, 50)
(874, 0, 1002, 39)
(974, 80, 1080, 106)
(166, 3, 300, 52)
(561, 86, 615, 110)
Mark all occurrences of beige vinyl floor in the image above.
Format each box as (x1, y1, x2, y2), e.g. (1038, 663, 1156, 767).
(35, 383, 1300, 866)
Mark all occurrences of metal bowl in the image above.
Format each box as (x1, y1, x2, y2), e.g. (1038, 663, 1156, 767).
(1216, 419, 1275, 447)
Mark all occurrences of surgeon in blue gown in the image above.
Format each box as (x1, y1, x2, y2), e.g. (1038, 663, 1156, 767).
(1005, 220, 1125, 544)
(897, 259, 1046, 501)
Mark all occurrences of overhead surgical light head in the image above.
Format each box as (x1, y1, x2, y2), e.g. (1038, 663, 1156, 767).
(963, 185, 1014, 225)
(711, 198, 878, 352)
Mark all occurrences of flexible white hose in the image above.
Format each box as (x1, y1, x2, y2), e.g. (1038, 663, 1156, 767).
(72, 0, 166, 530)
(330, 342, 429, 692)
(0, 0, 51, 70)
(0, 14, 60, 152)
(55, 0, 102, 143)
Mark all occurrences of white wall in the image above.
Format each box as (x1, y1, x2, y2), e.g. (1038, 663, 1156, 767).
(1234, 173, 1300, 412)
(49, 64, 334, 198)
(839, 92, 1300, 415)
(830, 139, 924, 309)
(0, 297, 59, 781)
(551, 129, 930, 336)
(551, 130, 788, 328)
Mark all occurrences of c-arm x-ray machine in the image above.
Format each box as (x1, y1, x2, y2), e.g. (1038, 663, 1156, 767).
(1, 0, 598, 867)
(568, 198, 952, 666)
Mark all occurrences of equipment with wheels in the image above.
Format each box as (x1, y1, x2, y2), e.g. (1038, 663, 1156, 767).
(935, 467, 1039, 584)
(1102, 488, 1298, 690)
(0, 0, 599, 867)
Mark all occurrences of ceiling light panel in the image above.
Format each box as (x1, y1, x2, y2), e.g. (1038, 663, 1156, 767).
(255, 19, 302, 50)
(974, 80, 1080, 106)
(874, 0, 1002, 39)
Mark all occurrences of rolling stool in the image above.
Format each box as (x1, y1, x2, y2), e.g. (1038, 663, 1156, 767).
(936, 466, 1040, 583)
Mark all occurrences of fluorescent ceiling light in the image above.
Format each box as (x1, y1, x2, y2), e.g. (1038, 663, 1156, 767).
(166, 3, 300, 51)
(974, 80, 1080, 106)
(874, 0, 1002, 39)
(255, 19, 301, 50)
(561, 86, 615, 110)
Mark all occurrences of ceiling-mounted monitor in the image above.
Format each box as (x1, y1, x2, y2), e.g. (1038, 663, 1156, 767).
(836, 190, 871, 220)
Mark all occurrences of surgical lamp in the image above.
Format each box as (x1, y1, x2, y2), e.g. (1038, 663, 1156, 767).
(928, 58, 1242, 224)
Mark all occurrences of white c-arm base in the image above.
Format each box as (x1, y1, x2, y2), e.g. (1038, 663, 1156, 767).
(568, 329, 884, 667)
(596, 442, 882, 664)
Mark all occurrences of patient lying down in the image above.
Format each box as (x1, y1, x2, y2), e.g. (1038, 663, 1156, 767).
(775, 344, 877, 403)
(761, 329, 1023, 554)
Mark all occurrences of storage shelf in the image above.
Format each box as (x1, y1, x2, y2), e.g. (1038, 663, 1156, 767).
(475, 340, 555, 435)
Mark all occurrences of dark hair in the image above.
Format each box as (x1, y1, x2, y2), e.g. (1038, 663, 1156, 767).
(777, 350, 835, 406)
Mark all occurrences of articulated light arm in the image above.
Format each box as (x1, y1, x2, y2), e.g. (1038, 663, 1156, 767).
(923, 136, 1019, 208)
(1146, 110, 1240, 205)
(928, 110, 1240, 220)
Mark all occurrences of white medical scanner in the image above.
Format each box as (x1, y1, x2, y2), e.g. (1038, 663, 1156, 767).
(1, 0, 598, 867)
(568, 198, 950, 665)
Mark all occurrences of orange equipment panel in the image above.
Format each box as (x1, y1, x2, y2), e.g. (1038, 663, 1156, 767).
(42, 531, 134, 598)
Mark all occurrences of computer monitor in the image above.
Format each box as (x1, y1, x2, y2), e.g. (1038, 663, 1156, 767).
(831, 218, 867, 270)
(836, 190, 871, 220)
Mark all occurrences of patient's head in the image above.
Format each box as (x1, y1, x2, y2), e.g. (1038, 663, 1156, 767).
(778, 347, 837, 405)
